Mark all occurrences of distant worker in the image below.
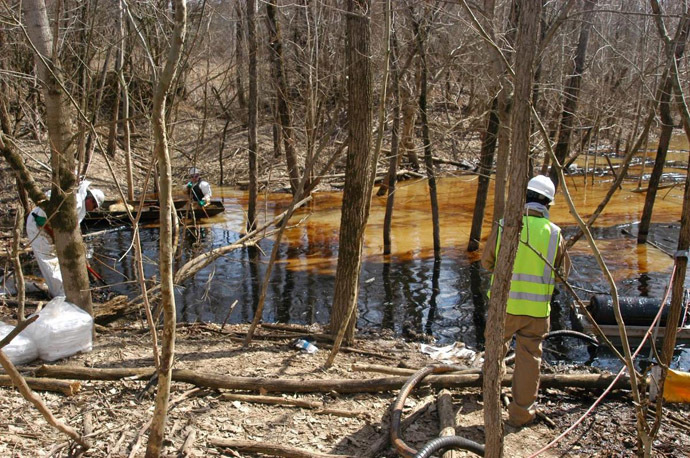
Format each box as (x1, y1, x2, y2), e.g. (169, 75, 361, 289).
(481, 175, 570, 428)
(186, 167, 212, 206)
(26, 181, 104, 297)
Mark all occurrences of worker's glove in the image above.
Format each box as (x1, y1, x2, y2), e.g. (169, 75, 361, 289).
(186, 182, 193, 188)
(199, 199, 206, 206)
(33, 214, 47, 227)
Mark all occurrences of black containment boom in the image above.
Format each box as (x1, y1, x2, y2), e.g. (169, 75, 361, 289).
(588, 295, 687, 327)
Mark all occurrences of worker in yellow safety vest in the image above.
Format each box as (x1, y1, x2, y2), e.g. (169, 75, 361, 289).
(481, 175, 571, 427)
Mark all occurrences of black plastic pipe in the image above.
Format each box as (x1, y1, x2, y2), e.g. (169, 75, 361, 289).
(413, 435, 485, 458)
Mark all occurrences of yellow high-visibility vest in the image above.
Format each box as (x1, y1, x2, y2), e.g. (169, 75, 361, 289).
(494, 215, 561, 318)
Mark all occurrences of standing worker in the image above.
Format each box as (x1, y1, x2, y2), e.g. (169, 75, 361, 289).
(186, 167, 212, 206)
(26, 180, 105, 297)
(481, 175, 570, 428)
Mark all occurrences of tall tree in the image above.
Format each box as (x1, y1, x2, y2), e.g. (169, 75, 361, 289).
(549, 0, 597, 190)
(22, 0, 93, 314)
(266, 1, 300, 194)
(638, 8, 690, 244)
(468, 97, 499, 251)
(465, 0, 501, 252)
(410, 5, 441, 259)
(327, 0, 373, 362)
(383, 28, 402, 255)
(145, 0, 187, 455)
(483, 1, 541, 455)
(246, 0, 258, 231)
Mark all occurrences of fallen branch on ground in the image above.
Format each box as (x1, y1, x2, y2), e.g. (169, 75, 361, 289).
(36, 365, 634, 394)
(208, 438, 355, 458)
(0, 375, 81, 396)
(220, 393, 369, 418)
(351, 363, 481, 377)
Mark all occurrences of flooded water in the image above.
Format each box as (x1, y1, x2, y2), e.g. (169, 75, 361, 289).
(87, 167, 690, 370)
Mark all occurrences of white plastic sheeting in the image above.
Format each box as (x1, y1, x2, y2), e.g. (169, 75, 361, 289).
(0, 322, 39, 365)
(23, 296, 93, 362)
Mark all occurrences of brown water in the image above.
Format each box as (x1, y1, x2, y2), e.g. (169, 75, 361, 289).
(89, 170, 689, 368)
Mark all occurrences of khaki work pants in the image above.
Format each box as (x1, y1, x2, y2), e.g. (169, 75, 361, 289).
(503, 313, 550, 426)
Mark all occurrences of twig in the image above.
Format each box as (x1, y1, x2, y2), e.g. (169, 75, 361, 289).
(0, 315, 38, 349)
(220, 299, 239, 331)
(177, 427, 196, 458)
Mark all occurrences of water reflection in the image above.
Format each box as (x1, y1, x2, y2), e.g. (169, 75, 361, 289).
(87, 175, 689, 369)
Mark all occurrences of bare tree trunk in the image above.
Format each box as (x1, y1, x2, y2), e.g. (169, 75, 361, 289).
(483, 2, 541, 456)
(119, 0, 133, 201)
(647, 5, 690, 454)
(400, 90, 420, 170)
(23, 0, 93, 315)
(490, 0, 518, 226)
(383, 31, 402, 255)
(145, 0, 186, 455)
(266, 1, 300, 194)
(639, 8, 689, 244)
(235, 2, 247, 113)
(12, 205, 26, 321)
(411, 6, 441, 260)
(549, 0, 597, 190)
(468, 97, 499, 252)
(81, 47, 111, 178)
(0, 29, 11, 135)
(638, 82, 675, 243)
(327, 0, 373, 358)
(246, 0, 258, 231)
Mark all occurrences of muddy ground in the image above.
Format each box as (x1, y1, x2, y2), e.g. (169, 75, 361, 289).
(0, 313, 689, 457)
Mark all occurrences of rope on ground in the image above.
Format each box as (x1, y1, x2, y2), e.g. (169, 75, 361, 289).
(528, 265, 677, 457)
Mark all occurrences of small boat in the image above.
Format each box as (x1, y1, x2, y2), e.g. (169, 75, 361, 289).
(572, 295, 690, 342)
(82, 199, 225, 227)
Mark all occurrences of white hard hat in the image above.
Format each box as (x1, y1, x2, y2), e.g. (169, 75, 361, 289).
(527, 175, 555, 202)
(189, 167, 201, 176)
(89, 188, 105, 208)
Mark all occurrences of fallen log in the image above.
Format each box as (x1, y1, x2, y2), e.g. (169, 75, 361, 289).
(220, 393, 369, 418)
(0, 374, 81, 396)
(437, 389, 458, 458)
(351, 363, 481, 377)
(431, 156, 474, 170)
(93, 295, 130, 325)
(36, 365, 634, 394)
(208, 438, 355, 458)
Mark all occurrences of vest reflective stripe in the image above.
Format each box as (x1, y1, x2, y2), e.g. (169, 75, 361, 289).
(508, 290, 554, 303)
(493, 215, 561, 318)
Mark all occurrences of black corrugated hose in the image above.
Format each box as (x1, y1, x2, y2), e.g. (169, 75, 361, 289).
(413, 436, 485, 457)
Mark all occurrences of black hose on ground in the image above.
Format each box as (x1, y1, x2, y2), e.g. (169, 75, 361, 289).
(545, 329, 599, 347)
(413, 436, 485, 458)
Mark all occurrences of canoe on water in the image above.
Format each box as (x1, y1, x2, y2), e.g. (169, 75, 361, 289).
(82, 199, 225, 227)
(572, 295, 690, 342)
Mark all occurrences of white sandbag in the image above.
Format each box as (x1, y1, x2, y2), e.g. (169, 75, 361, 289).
(23, 296, 93, 362)
(0, 322, 39, 365)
